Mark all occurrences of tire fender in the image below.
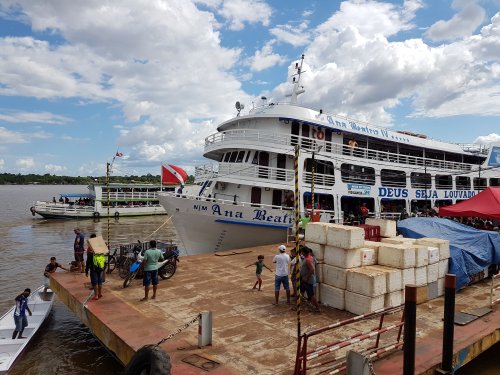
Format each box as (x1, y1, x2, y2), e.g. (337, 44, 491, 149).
(114, 211, 120, 218)
(123, 345, 171, 375)
(93, 211, 100, 218)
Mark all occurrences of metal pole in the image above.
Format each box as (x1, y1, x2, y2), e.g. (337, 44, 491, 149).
(106, 162, 110, 246)
(424, 162, 428, 213)
(441, 274, 456, 374)
(294, 144, 301, 338)
(311, 150, 315, 220)
(403, 285, 417, 375)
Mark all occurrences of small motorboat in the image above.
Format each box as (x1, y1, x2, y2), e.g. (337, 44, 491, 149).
(0, 285, 55, 374)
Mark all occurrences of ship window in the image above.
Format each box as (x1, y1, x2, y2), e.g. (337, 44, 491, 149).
(435, 175, 452, 190)
(341, 163, 375, 185)
(490, 178, 500, 187)
(252, 151, 258, 164)
(244, 151, 251, 163)
(381, 169, 406, 187)
(473, 177, 487, 190)
(223, 153, 231, 162)
(291, 121, 300, 146)
(251, 187, 261, 205)
(410, 172, 431, 188)
(236, 151, 245, 163)
(456, 176, 470, 190)
(272, 190, 282, 206)
(304, 159, 334, 175)
(229, 151, 238, 162)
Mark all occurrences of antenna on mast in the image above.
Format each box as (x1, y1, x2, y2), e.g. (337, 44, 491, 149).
(288, 54, 306, 104)
(235, 101, 245, 116)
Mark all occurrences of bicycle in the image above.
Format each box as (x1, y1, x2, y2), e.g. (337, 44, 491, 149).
(123, 247, 145, 288)
(118, 242, 143, 279)
(106, 248, 118, 274)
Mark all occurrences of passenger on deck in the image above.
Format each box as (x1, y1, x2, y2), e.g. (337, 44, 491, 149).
(348, 139, 358, 156)
(360, 203, 369, 224)
(12, 289, 32, 339)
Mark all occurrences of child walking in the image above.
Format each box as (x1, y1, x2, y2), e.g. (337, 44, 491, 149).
(245, 255, 272, 291)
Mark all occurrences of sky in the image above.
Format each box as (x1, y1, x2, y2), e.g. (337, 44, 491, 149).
(0, 0, 500, 177)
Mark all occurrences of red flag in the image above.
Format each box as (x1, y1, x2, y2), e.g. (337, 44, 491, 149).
(115, 152, 123, 157)
(162, 164, 188, 185)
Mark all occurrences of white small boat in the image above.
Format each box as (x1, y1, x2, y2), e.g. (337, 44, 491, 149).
(0, 285, 55, 374)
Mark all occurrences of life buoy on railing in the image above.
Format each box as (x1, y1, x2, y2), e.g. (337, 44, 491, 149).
(123, 345, 171, 375)
(93, 212, 100, 218)
(30, 206, 35, 216)
(315, 129, 325, 140)
(114, 212, 120, 218)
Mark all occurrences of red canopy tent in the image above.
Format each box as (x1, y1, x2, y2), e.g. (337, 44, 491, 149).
(438, 187, 500, 220)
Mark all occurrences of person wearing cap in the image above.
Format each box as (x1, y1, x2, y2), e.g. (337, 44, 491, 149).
(73, 228, 85, 273)
(273, 245, 291, 305)
(12, 288, 32, 339)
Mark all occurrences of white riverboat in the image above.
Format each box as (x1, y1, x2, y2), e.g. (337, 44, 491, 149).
(0, 286, 55, 374)
(31, 183, 169, 219)
(158, 56, 500, 255)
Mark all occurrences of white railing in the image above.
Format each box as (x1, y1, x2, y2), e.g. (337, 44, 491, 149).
(34, 202, 95, 214)
(303, 171, 335, 187)
(217, 163, 295, 183)
(205, 129, 474, 171)
(99, 192, 159, 201)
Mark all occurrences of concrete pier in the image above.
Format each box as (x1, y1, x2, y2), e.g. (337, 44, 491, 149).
(51, 244, 500, 374)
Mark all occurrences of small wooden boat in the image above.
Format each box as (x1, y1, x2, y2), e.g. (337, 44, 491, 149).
(0, 285, 55, 374)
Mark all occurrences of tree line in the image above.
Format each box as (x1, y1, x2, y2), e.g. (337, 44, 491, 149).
(0, 173, 195, 185)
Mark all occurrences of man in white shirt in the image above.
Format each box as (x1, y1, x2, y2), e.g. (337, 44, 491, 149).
(273, 245, 291, 305)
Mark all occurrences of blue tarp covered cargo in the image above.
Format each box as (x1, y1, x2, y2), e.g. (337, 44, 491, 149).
(397, 217, 500, 289)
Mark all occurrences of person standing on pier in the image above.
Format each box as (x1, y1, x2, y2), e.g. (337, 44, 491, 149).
(85, 234, 104, 301)
(12, 288, 32, 339)
(245, 255, 272, 291)
(141, 240, 164, 301)
(44, 256, 69, 297)
(273, 245, 291, 305)
(73, 228, 85, 273)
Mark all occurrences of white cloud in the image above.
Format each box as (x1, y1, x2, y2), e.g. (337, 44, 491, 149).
(0, 159, 4, 170)
(0, 127, 29, 143)
(0, 111, 71, 124)
(44, 164, 67, 173)
(474, 133, 500, 144)
(270, 21, 311, 47)
(16, 157, 34, 169)
(425, 0, 485, 42)
(248, 40, 286, 72)
(218, 0, 272, 31)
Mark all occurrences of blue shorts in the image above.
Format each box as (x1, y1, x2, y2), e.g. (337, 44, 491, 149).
(143, 270, 159, 286)
(14, 315, 28, 331)
(274, 275, 290, 291)
(90, 269, 104, 286)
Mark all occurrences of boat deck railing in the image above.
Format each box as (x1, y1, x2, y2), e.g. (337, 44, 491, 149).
(98, 191, 159, 201)
(205, 129, 475, 172)
(34, 202, 95, 214)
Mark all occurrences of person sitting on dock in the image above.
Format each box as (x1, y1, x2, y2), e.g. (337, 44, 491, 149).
(273, 245, 291, 305)
(245, 255, 272, 291)
(141, 240, 164, 301)
(44, 257, 69, 297)
(85, 234, 104, 301)
(12, 288, 32, 339)
(73, 227, 85, 273)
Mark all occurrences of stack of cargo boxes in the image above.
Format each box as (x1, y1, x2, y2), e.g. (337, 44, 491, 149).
(305, 219, 450, 315)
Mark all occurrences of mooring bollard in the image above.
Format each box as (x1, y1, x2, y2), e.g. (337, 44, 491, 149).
(198, 311, 212, 348)
(403, 285, 417, 375)
(440, 274, 456, 374)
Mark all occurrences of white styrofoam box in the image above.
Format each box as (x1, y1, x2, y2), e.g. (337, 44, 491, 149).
(378, 244, 416, 269)
(428, 247, 440, 264)
(414, 245, 429, 267)
(319, 283, 345, 310)
(438, 259, 449, 278)
(361, 248, 377, 266)
(324, 246, 363, 269)
(427, 262, 439, 283)
(437, 277, 445, 296)
(415, 266, 428, 285)
(305, 222, 328, 244)
(402, 267, 415, 287)
(316, 263, 324, 283)
(308, 242, 325, 261)
(365, 218, 397, 238)
(326, 224, 365, 249)
(370, 265, 402, 292)
(381, 237, 415, 245)
(346, 267, 387, 297)
(384, 290, 403, 308)
(321, 264, 348, 289)
(416, 238, 450, 260)
(428, 281, 438, 300)
(364, 240, 382, 250)
(345, 290, 385, 315)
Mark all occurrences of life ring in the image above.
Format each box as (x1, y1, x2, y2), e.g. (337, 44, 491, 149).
(30, 206, 35, 216)
(114, 212, 120, 218)
(315, 129, 325, 140)
(123, 345, 171, 375)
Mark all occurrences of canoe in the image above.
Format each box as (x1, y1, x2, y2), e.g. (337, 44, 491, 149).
(0, 285, 55, 374)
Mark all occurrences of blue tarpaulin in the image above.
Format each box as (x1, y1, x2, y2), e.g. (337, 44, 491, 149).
(397, 217, 500, 289)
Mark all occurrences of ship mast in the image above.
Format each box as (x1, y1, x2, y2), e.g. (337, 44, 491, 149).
(289, 54, 306, 104)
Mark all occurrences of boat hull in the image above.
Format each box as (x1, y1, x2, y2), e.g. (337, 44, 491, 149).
(33, 205, 167, 219)
(159, 194, 291, 254)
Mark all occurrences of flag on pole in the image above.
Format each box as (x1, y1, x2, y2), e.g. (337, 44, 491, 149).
(115, 152, 123, 157)
(162, 164, 188, 185)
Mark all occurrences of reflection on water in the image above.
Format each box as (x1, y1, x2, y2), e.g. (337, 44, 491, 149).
(0, 185, 181, 374)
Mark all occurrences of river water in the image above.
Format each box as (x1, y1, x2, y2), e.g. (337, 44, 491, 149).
(0, 185, 498, 374)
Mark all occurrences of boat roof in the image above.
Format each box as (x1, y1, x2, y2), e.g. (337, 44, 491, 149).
(59, 193, 94, 198)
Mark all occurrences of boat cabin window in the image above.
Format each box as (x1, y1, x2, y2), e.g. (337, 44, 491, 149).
(341, 163, 375, 185)
(435, 200, 452, 209)
(340, 197, 374, 224)
(244, 151, 251, 163)
(304, 193, 334, 211)
(251, 187, 261, 205)
(343, 136, 365, 157)
(291, 121, 300, 146)
(236, 151, 245, 163)
(223, 153, 231, 162)
(435, 175, 453, 190)
(410, 200, 431, 214)
(425, 149, 445, 160)
(301, 123, 312, 149)
(473, 177, 487, 190)
(380, 199, 406, 214)
(381, 169, 406, 187)
(490, 178, 500, 187)
(229, 151, 238, 163)
(463, 154, 485, 165)
(399, 146, 423, 165)
(304, 159, 334, 175)
(456, 176, 470, 190)
(410, 172, 431, 189)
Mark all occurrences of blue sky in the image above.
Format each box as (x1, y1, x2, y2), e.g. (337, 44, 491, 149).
(0, 0, 499, 176)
